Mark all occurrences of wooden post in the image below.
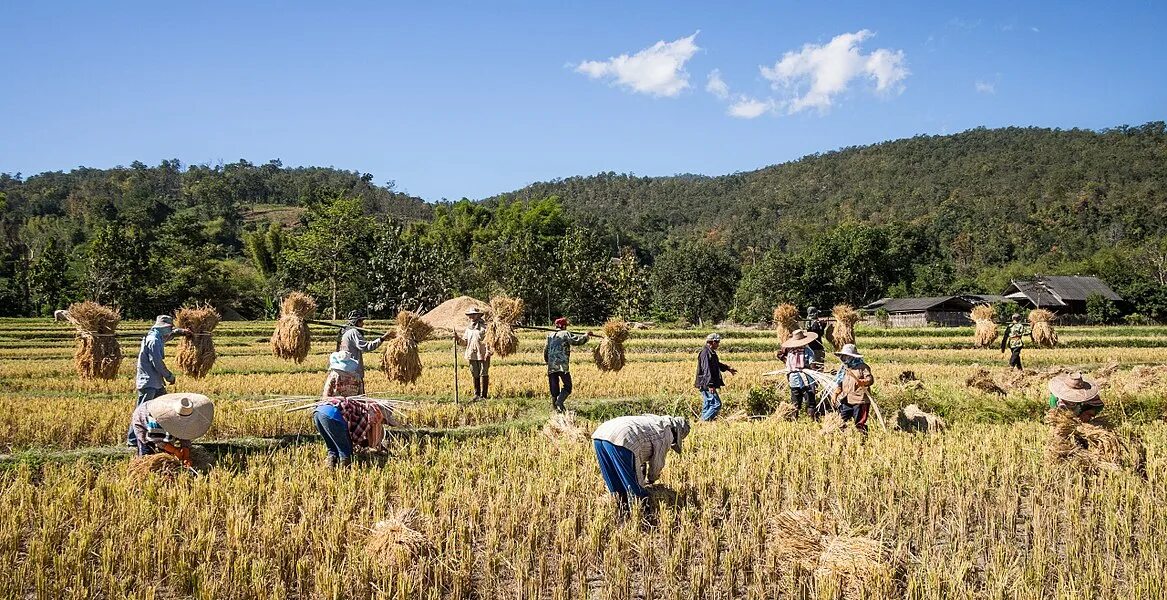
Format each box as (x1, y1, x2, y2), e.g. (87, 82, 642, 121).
(452, 336, 460, 404)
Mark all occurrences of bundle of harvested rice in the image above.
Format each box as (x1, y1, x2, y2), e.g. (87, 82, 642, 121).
(365, 508, 429, 563)
(970, 305, 998, 348)
(965, 368, 1006, 395)
(127, 453, 187, 478)
(381, 310, 433, 384)
(485, 295, 523, 357)
(769, 509, 902, 599)
(175, 304, 220, 378)
(67, 301, 123, 380)
(542, 411, 591, 444)
(773, 304, 800, 344)
(592, 318, 630, 372)
(270, 292, 316, 363)
(1044, 409, 1145, 473)
(896, 370, 919, 383)
(1029, 309, 1059, 347)
(896, 404, 946, 433)
(772, 401, 797, 421)
(830, 305, 860, 349)
(819, 412, 847, 435)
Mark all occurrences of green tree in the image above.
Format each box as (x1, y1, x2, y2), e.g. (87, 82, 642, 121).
(27, 242, 71, 316)
(87, 223, 154, 317)
(281, 197, 376, 319)
(553, 226, 615, 323)
(1085, 293, 1120, 325)
(610, 249, 651, 320)
(651, 238, 740, 324)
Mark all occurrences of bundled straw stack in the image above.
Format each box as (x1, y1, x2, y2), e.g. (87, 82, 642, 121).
(365, 508, 430, 564)
(830, 305, 860, 349)
(592, 319, 630, 372)
(486, 296, 523, 357)
(769, 510, 903, 599)
(271, 292, 316, 363)
(66, 301, 123, 380)
(773, 303, 799, 344)
(175, 304, 220, 378)
(965, 367, 1006, 395)
(1029, 309, 1059, 347)
(382, 310, 433, 384)
(1045, 409, 1145, 473)
(542, 411, 591, 444)
(127, 447, 212, 478)
(895, 404, 946, 433)
(970, 305, 998, 348)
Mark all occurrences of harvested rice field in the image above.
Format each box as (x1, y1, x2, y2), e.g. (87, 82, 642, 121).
(2, 318, 1166, 599)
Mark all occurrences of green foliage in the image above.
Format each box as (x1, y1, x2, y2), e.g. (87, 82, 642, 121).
(1085, 293, 1120, 325)
(994, 301, 1023, 323)
(280, 197, 376, 319)
(610, 249, 651, 320)
(27, 242, 71, 316)
(745, 385, 782, 416)
(651, 238, 739, 324)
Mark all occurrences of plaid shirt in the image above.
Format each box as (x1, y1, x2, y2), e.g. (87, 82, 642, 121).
(322, 397, 383, 448)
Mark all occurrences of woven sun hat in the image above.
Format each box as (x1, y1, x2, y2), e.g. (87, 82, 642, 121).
(329, 351, 359, 373)
(705, 333, 722, 343)
(1048, 372, 1100, 403)
(833, 343, 863, 359)
(781, 329, 819, 349)
(151, 315, 175, 330)
(147, 393, 214, 441)
(464, 306, 486, 316)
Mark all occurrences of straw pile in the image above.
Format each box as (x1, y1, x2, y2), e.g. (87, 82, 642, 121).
(486, 296, 523, 357)
(127, 448, 212, 478)
(769, 510, 902, 599)
(895, 404, 946, 433)
(381, 310, 433, 384)
(971, 305, 998, 348)
(819, 412, 847, 435)
(1029, 309, 1059, 347)
(420, 296, 489, 337)
(175, 304, 220, 379)
(542, 411, 591, 444)
(592, 319, 630, 372)
(830, 305, 860, 349)
(1045, 409, 1145, 473)
(965, 367, 1006, 395)
(365, 508, 430, 563)
(271, 292, 316, 363)
(66, 301, 123, 380)
(773, 304, 800, 344)
(772, 401, 797, 421)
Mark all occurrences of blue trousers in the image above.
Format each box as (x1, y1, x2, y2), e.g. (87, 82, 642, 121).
(127, 386, 166, 444)
(313, 411, 353, 459)
(700, 389, 722, 421)
(594, 440, 645, 505)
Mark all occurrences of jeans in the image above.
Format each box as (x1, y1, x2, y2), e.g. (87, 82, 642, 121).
(790, 385, 818, 418)
(594, 439, 646, 506)
(700, 389, 722, 421)
(548, 372, 573, 411)
(313, 411, 353, 460)
(127, 386, 166, 445)
(839, 402, 870, 433)
(1009, 347, 1023, 370)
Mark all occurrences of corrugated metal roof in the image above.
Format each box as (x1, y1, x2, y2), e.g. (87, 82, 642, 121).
(962, 294, 1010, 305)
(1008, 280, 1065, 307)
(1004, 275, 1122, 306)
(864, 296, 975, 313)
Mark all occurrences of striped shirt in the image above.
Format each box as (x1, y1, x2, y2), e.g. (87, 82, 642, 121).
(786, 347, 815, 388)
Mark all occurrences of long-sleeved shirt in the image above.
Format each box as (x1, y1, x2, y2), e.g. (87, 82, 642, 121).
(459, 321, 490, 361)
(338, 327, 383, 379)
(544, 330, 588, 374)
(131, 400, 181, 449)
(785, 347, 815, 389)
(135, 330, 174, 390)
(592, 415, 679, 487)
(694, 345, 732, 390)
(1001, 322, 1031, 351)
(805, 319, 826, 361)
(834, 359, 875, 405)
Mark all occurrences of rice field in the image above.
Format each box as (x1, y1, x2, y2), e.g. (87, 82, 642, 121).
(1, 317, 1166, 599)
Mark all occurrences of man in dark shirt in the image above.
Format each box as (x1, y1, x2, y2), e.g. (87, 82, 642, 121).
(694, 333, 737, 421)
(805, 306, 827, 366)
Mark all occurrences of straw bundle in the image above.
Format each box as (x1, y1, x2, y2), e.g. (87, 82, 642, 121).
(965, 368, 1006, 395)
(67, 301, 123, 380)
(486, 296, 523, 357)
(127, 453, 187, 478)
(772, 401, 797, 421)
(769, 510, 901, 600)
(175, 304, 220, 379)
(773, 304, 800, 344)
(543, 411, 591, 444)
(271, 292, 316, 363)
(830, 305, 860, 349)
(1029, 309, 1059, 347)
(1045, 409, 1145, 473)
(819, 412, 847, 435)
(592, 319, 630, 372)
(381, 310, 433, 384)
(896, 404, 946, 433)
(970, 305, 998, 348)
(365, 508, 429, 563)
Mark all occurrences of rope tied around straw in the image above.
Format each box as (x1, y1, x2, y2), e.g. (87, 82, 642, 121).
(175, 304, 220, 379)
(271, 292, 316, 363)
(66, 300, 124, 380)
(486, 296, 523, 357)
(382, 310, 433, 384)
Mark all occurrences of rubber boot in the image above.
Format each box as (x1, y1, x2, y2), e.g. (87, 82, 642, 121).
(481, 376, 490, 399)
(338, 457, 351, 468)
(471, 375, 482, 401)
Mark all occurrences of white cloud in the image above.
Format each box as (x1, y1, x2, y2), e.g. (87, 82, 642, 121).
(760, 30, 909, 113)
(705, 69, 730, 99)
(727, 96, 774, 119)
(975, 80, 996, 94)
(575, 32, 700, 97)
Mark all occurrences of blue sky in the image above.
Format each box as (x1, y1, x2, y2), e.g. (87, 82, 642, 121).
(1, 1, 1163, 201)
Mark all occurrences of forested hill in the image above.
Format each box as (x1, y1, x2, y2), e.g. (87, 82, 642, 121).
(489, 122, 1167, 261)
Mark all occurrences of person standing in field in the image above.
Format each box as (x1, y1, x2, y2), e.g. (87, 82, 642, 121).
(1000, 313, 1032, 371)
(592, 414, 690, 513)
(127, 315, 188, 446)
(804, 306, 827, 366)
(1048, 372, 1105, 423)
(778, 329, 820, 419)
(336, 309, 392, 392)
(694, 333, 737, 421)
(832, 343, 874, 433)
(456, 306, 492, 401)
(544, 317, 592, 413)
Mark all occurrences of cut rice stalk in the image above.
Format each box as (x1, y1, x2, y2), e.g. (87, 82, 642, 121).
(381, 310, 433, 384)
(773, 304, 800, 344)
(271, 292, 316, 363)
(592, 319, 630, 372)
(67, 300, 123, 380)
(175, 304, 220, 379)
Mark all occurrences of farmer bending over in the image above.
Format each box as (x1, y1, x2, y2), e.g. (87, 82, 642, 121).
(316, 351, 396, 468)
(695, 333, 737, 421)
(1048, 372, 1104, 423)
(592, 414, 690, 512)
(544, 317, 591, 413)
(832, 344, 874, 433)
(128, 315, 188, 446)
(130, 393, 214, 467)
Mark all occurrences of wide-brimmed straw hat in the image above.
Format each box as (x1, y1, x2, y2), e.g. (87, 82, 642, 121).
(147, 393, 214, 440)
(833, 343, 863, 359)
(782, 329, 819, 349)
(152, 315, 175, 330)
(705, 333, 722, 343)
(668, 417, 691, 453)
(329, 351, 359, 373)
(1048, 372, 1100, 403)
(464, 306, 486, 316)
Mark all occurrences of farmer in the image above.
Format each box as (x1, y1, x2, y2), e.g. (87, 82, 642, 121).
(832, 344, 875, 433)
(544, 317, 592, 413)
(337, 309, 392, 392)
(694, 333, 737, 421)
(1000, 313, 1032, 371)
(804, 306, 828, 365)
(129, 392, 214, 466)
(316, 351, 394, 467)
(456, 306, 492, 400)
(1048, 372, 1104, 423)
(127, 315, 189, 446)
(778, 329, 820, 419)
(592, 414, 691, 511)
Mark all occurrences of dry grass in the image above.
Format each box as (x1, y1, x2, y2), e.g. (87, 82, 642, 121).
(270, 292, 315, 363)
(831, 304, 860, 349)
(1029, 309, 1059, 347)
(773, 304, 800, 344)
(66, 301, 123, 380)
(770, 509, 902, 600)
(1044, 409, 1145, 473)
(175, 304, 220, 379)
(965, 367, 1006, 395)
(486, 296, 523, 358)
(772, 401, 797, 421)
(971, 305, 998, 348)
(819, 412, 847, 435)
(592, 319, 630, 372)
(364, 508, 429, 563)
(381, 310, 434, 384)
(542, 411, 591, 444)
(896, 404, 946, 433)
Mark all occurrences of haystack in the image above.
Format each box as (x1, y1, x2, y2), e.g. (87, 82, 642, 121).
(819, 412, 847, 435)
(831, 305, 860, 349)
(66, 301, 123, 380)
(420, 296, 489, 337)
(127, 448, 212, 478)
(271, 292, 315, 363)
(769, 510, 902, 599)
(970, 305, 998, 348)
(773, 304, 800, 344)
(965, 368, 1006, 395)
(592, 319, 630, 372)
(895, 404, 946, 433)
(1045, 409, 1145, 473)
(486, 295, 523, 357)
(1029, 309, 1058, 347)
(381, 310, 433, 384)
(542, 411, 591, 444)
(175, 304, 220, 379)
(365, 508, 429, 563)
(772, 401, 797, 421)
